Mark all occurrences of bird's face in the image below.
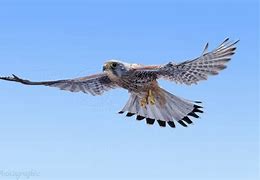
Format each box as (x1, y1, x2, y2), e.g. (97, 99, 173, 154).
(103, 60, 129, 77)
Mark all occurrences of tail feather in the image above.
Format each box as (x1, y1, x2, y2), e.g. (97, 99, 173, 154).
(119, 88, 203, 128)
(165, 92, 194, 115)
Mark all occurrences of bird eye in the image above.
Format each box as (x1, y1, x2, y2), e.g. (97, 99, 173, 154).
(111, 63, 117, 68)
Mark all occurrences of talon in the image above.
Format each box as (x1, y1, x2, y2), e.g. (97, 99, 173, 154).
(148, 90, 156, 105)
(140, 90, 156, 107)
(140, 98, 147, 107)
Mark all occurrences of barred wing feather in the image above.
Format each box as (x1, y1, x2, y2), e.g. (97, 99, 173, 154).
(0, 73, 116, 96)
(159, 38, 239, 85)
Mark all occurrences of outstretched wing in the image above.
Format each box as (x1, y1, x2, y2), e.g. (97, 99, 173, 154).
(0, 73, 117, 96)
(158, 38, 239, 85)
(130, 39, 238, 85)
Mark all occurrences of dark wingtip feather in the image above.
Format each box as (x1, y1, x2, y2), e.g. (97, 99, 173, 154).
(157, 120, 166, 127)
(182, 116, 193, 124)
(234, 39, 240, 45)
(217, 64, 227, 70)
(194, 101, 202, 104)
(178, 120, 188, 127)
(194, 108, 203, 113)
(136, 115, 145, 121)
(229, 47, 236, 52)
(188, 112, 199, 118)
(202, 42, 209, 55)
(194, 104, 203, 109)
(118, 111, 124, 114)
(12, 74, 21, 80)
(0, 75, 16, 81)
(0, 76, 7, 80)
(223, 38, 230, 44)
(126, 112, 135, 117)
(146, 118, 155, 125)
(167, 121, 176, 128)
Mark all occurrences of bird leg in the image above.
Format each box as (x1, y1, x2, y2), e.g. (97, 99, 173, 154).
(140, 98, 147, 107)
(140, 90, 156, 107)
(148, 90, 156, 105)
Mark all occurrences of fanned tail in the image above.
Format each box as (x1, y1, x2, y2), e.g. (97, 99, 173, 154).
(119, 88, 203, 128)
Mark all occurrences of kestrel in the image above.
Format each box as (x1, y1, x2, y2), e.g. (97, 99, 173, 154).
(0, 38, 238, 128)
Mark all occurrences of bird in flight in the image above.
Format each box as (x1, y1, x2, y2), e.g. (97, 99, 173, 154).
(0, 38, 238, 128)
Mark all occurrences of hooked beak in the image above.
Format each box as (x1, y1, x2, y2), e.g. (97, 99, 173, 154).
(103, 63, 109, 71)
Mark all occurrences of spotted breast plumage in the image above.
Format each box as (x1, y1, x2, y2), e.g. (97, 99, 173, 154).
(0, 38, 239, 128)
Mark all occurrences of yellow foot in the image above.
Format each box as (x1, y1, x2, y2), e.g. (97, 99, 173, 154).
(148, 90, 156, 105)
(140, 97, 147, 107)
(140, 90, 156, 107)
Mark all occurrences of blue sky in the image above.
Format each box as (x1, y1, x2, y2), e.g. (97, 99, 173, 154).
(0, 0, 259, 180)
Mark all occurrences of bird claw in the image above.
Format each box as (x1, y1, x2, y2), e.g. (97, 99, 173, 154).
(148, 90, 156, 105)
(140, 90, 156, 107)
(140, 98, 147, 107)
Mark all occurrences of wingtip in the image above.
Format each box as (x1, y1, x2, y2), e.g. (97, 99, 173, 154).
(12, 74, 20, 80)
(222, 38, 240, 47)
(219, 38, 230, 47)
(233, 39, 240, 45)
(202, 42, 209, 55)
(224, 37, 230, 42)
(0, 75, 14, 81)
(194, 101, 203, 104)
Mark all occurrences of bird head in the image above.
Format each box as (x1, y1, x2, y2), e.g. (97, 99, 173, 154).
(103, 60, 129, 77)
